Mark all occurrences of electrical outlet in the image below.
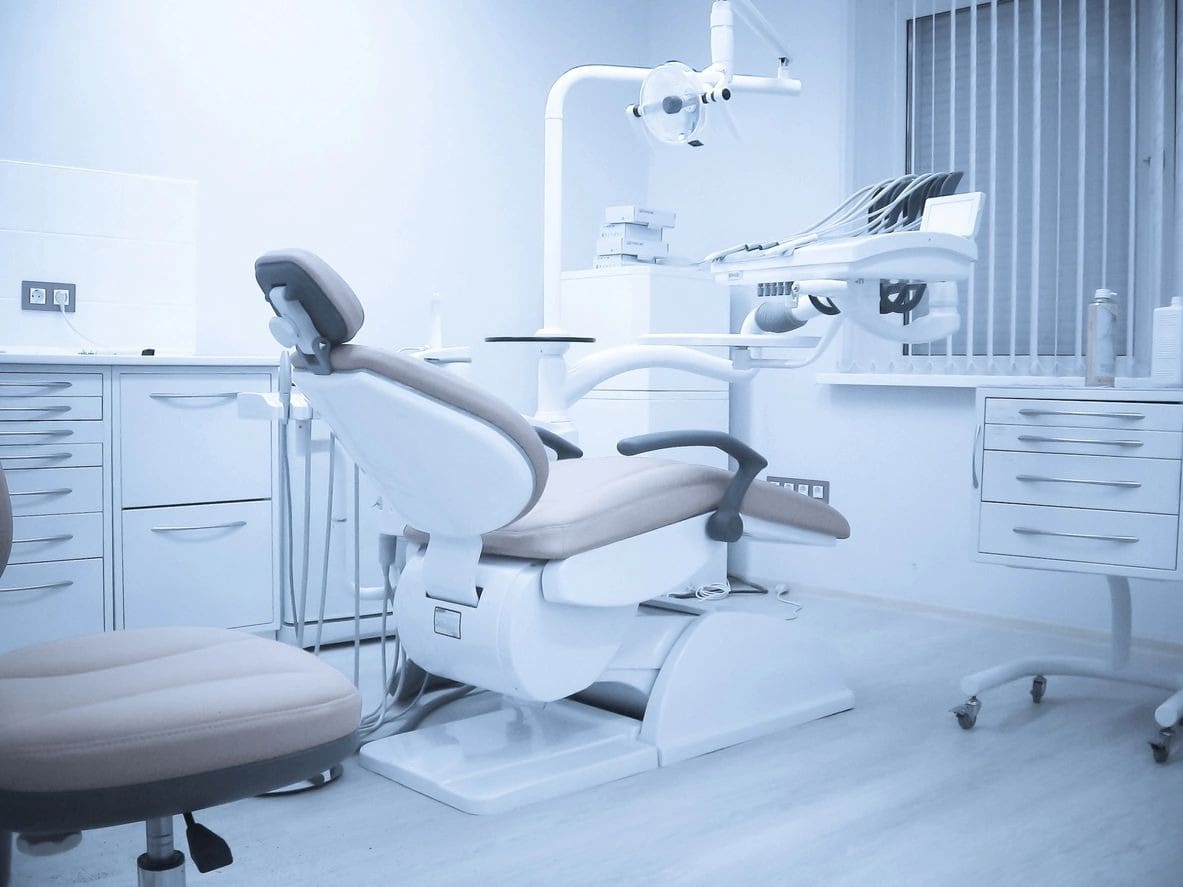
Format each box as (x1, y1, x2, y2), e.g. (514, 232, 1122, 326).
(767, 475, 830, 503)
(21, 280, 76, 313)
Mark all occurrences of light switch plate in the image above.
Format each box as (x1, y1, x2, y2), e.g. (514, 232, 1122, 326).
(22, 280, 76, 312)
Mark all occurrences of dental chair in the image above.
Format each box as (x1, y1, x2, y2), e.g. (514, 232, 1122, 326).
(0, 466, 361, 886)
(256, 248, 854, 813)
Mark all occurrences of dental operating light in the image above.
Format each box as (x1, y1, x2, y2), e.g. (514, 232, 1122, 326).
(626, 0, 799, 147)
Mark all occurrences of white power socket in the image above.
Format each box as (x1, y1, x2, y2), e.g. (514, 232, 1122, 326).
(52, 288, 70, 306)
(28, 287, 47, 305)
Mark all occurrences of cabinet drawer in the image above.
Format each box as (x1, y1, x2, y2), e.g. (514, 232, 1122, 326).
(985, 398, 1183, 431)
(984, 424, 1183, 460)
(9, 512, 104, 564)
(0, 396, 102, 421)
(6, 466, 103, 516)
(0, 442, 103, 470)
(121, 500, 273, 629)
(0, 420, 106, 446)
(982, 451, 1182, 515)
(0, 373, 102, 398)
(119, 373, 272, 507)
(0, 559, 106, 654)
(979, 503, 1178, 570)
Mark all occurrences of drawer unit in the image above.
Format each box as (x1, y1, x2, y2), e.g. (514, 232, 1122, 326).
(976, 387, 1183, 578)
(982, 450, 1182, 515)
(0, 559, 106, 654)
(119, 373, 272, 507)
(0, 442, 103, 471)
(0, 420, 107, 446)
(0, 395, 103, 422)
(984, 424, 1183, 460)
(120, 500, 274, 630)
(5, 466, 104, 516)
(985, 397, 1183, 431)
(0, 373, 103, 398)
(980, 503, 1178, 571)
(9, 512, 104, 564)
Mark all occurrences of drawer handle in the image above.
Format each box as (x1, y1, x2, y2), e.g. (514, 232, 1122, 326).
(149, 392, 239, 400)
(1012, 527, 1139, 543)
(0, 580, 74, 594)
(1018, 409, 1145, 420)
(12, 534, 75, 545)
(971, 424, 982, 489)
(1015, 474, 1142, 489)
(10, 488, 72, 497)
(151, 520, 247, 532)
(0, 429, 73, 438)
(1016, 434, 1144, 448)
(0, 380, 72, 389)
(0, 452, 73, 462)
(0, 405, 71, 413)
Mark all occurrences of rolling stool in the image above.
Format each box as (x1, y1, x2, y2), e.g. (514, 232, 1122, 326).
(0, 627, 361, 886)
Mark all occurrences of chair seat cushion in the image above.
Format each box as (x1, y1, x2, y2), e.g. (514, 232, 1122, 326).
(0, 627, 361, 795)
(405, 456, 850, 560)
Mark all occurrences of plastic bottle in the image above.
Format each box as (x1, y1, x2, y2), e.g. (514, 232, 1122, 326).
(1085, 288, 1117, 387)
(1152, 297, 1183, 387)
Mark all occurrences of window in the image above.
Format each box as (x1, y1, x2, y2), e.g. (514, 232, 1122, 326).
(848, 0, 1176, 378)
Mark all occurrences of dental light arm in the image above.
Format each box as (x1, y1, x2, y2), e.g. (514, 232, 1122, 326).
(541, 1, 803, 332)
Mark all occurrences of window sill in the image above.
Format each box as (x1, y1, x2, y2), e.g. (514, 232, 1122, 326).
(815, 373, 1155, 389)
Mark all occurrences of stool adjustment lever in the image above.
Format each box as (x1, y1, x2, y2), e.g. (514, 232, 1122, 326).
(183, 813, 233, 874)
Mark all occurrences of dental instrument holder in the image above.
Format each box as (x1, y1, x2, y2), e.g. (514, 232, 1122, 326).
(617, 431, 768, 542)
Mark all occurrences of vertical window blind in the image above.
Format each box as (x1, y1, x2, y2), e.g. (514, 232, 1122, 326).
(900, 0, 1174, 376)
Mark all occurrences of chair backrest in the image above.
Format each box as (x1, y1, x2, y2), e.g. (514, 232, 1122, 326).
(0, 465, 12, 578)
(255, 250, 549, 537)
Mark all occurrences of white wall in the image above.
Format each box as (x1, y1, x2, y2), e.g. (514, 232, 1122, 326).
(0, 161, 197, 353)
(0, 0, 651, 355)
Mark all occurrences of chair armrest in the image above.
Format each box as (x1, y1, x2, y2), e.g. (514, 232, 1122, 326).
(534, 427, 584, 461)
(616, 430, 769, 542)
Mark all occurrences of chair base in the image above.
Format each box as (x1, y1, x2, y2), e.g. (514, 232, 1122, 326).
(360, 700, 657, 814)
(361, 608, 855, 812)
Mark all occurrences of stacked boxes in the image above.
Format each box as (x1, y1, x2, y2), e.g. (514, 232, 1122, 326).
(593, 206, 675, 269)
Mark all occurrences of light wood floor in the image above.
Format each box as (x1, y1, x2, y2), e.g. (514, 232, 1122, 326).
(13, 590, 1183, 886)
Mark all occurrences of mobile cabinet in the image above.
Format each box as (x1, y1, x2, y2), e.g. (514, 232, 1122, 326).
(0, 371, 109, 653)
(965, 387, 1183, 762)
(0, 362, 278, 654)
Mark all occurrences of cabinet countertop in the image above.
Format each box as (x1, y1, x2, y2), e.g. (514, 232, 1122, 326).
(0, 351, 278, 368)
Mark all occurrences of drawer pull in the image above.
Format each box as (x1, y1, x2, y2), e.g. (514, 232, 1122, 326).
(1016, 434, 1144, 448)
(0, 580, 74, 594)
(149, 392, 239, 400)
(1012, 526, 1139, 543)
(0, 380, 72, 389)
(151, 520, 247, 533)
(12, 534, 74, 545)
(1018, 408, 1145, 420)
(0, 429, 73, 438)
(10, 488, 73, 498)
(1015, 474, 1142, 489)
(0, 405, 71, 413)
(0, 452, 72, 462)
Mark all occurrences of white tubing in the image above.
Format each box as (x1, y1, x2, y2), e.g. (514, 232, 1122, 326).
(564, 345, 755, 405)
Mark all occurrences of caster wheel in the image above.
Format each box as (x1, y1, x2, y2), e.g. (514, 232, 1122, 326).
(1030, 675, 1047, 705)
(952, 696, 981, 730)
(1150, 727, 1174, 764)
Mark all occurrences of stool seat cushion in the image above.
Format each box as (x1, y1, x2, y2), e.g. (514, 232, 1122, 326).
(0, 627, 361, 795)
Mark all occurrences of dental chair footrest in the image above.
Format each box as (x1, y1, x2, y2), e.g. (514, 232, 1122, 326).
(359, 700, 657, 814)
